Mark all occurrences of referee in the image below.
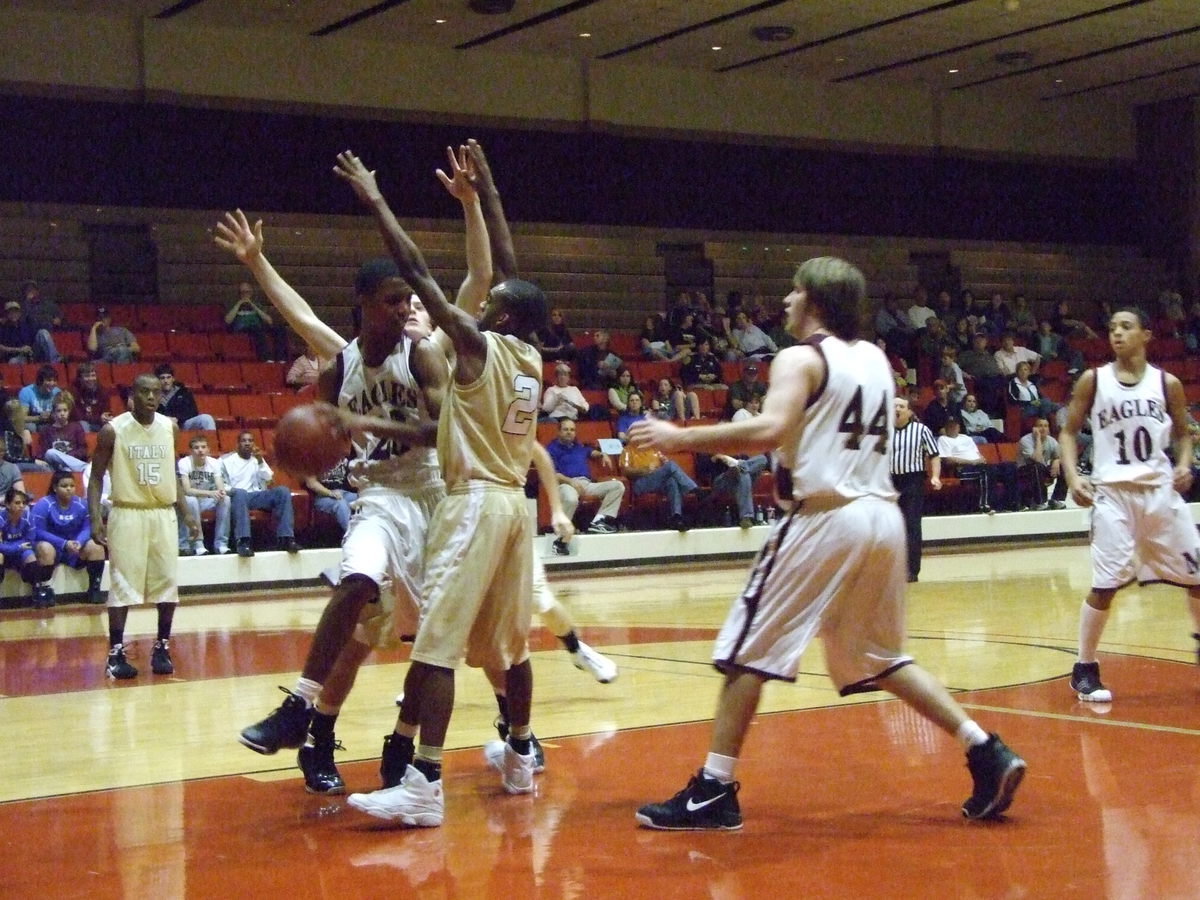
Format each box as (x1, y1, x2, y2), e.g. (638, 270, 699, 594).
(891, 396, 941, 582)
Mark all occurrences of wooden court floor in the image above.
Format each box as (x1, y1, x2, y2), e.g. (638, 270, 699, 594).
(2, 544, 1199, 898)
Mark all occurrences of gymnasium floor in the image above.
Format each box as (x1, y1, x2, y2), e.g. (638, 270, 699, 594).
(2, 543, 1199, 898)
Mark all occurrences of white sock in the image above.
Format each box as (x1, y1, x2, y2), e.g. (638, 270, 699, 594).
(702, 752, 737, 784)
(293, 677, 321, 707)
(1078, 602, 1111, 664)
(956, 720, 989, 750)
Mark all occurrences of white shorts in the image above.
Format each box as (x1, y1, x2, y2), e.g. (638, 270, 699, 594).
(713, 497, 913, 694)
(107, 506, 179, 609)
(1090, 483, 1200, 590)
(336, 481, 445, 648)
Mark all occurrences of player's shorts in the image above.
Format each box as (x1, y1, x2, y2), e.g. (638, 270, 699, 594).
(107, 505, 178, 608)
(54, 547, 87, 570)
(713, 495, 913, 694)
(340, 481, 445, 649)
(411, 484, 533, 672)
(3, 550, 35, 569)
(1090, 482, 1200, 590)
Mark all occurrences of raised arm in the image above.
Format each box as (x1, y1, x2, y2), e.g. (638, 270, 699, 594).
(333, 150, 486, 379)
(464, 139, 518, 282)
(214, 210, 346, 359)
(436, 144, 492, 318)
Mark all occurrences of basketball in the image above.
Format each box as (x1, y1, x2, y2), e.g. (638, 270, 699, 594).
(273, 402, 351, 477)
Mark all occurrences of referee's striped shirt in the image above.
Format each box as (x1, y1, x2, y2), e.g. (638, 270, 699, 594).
(891, 420, 938, 475)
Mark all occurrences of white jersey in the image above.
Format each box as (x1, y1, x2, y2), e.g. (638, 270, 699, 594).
(1089, 362, 1173, 487)
(336, 336, 439, 490)
(781, 335, 897, 504)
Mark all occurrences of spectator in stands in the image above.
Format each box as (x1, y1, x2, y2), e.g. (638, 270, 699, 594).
(957, 332, 1006, 417)
(304, 455, 355, 536)
(939, 345, 968, 405)
(576, 329, 622, 390)
(616, 391, 651, 442)
(707, 452, 769, 528)
(876, 336, 909, 389)
(923, 379, 960, 436)
(1, 487, 56, 609)
(951, 315, 975, 353)
(669, 312, 702, 355)
(982, 293, 1011, 338)
(937, 418, 1022, 513)
(1009, 294, 1037, 341)
(31, 470, 106, 605)
(621, 449, 697, 532)
(541, 363, 590, 422)
(0, 440, 25, 498)
(1049, 300, 1097, 340)
(1183, 301, 1200, 353)
(18, 365, 63, 431)
(19, 281, 63, 361)
(226, 281, 288, 362)
(545, 418, 623, 537)
(64, 362, 115, 432)
(932, 289, 961, 333)
(2, 401, 49, 473)
(1035, 319, 1086, 374)
(907, 287, 937, 331)
(286, 344, 321, 389)
(532, 307, 575, 362)
(681, 337, 726, 395)
(1008, 360, 1060, 420)
(732, 394, 761, 423)
(650, 376, 698, 422)
(666, 291, 696, 330)
(608, 368, 642, 416)
(177, 434, 230, 556)
(993, 331, 1040, 378)
(0, 299, 58, 364)
(220, 430, 300, 557)
(640, 313, 677, 361)
(873, 293, 917, 361)
(87, 306, 139, 363)
(37, 401, 87, 472)
(1018, 417, 1067, 509)
(726, 362, 766, 419)
(959, 393, 1006, 444)
(155, 363, 215, 431)
(917, 317, 949, 366)
(725, 309, 778, 362)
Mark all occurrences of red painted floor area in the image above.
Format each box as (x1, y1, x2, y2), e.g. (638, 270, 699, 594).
(5, 661, 1200, 898)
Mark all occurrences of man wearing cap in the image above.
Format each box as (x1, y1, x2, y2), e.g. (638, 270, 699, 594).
(725, 363, 766, 420)
(0, 298, 58, 364)
(87, 307, 140, 363)
(957, 331, 1007, 417)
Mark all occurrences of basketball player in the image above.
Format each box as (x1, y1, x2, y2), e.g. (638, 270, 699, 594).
(88, 374, 200, 679)
(1058, 307, 1200, 703)
(628, 257, 1025, 830)
(342, 141, 548, 826)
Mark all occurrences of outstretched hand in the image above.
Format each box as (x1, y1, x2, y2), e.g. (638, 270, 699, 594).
(629, 418, 681, 451)
(463, 139, 496, 194)
(333, 150, 383, 204)
(213, 209, 264, 265)
(436, 144, 478, 203)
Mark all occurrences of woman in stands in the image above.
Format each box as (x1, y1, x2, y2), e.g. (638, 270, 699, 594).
(1, 487, 57, 608)
(608, 368, 642, 416)
(650, 376, 699, 423)
(532, 307, 575, 362)
(31, 470, 106, 605)
(64, 362, 115, 433)
(1008, 360, 1061, 420)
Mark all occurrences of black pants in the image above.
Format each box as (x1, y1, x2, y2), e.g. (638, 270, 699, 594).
(894, 471, 926, 580)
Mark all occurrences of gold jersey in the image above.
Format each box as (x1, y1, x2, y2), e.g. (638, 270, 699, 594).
(436, 331, 541, 490)
(108, 411, 177, 507)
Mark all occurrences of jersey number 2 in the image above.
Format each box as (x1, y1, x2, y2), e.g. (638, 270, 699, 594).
(502, 374, 539, 436)
(838, 387, 889, 455)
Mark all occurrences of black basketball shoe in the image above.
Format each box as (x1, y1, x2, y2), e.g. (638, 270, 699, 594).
(1070, 661, 1112, 702)
(106, 644, 138, 680)
(962, 734, 1026, 820)
(151, 639, 174, 675)
(298, 736, 345, 795)
(238, 688, 312, 754)
(636, 770, 742, 831)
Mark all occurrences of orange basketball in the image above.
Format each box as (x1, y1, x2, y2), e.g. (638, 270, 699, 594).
(273, 402, 351, 477)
